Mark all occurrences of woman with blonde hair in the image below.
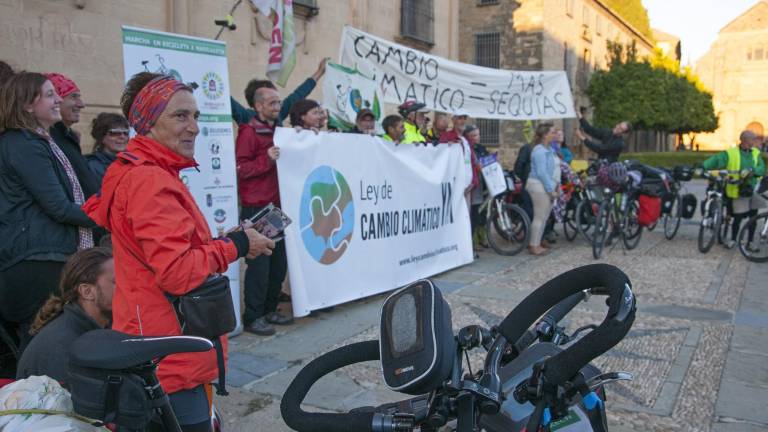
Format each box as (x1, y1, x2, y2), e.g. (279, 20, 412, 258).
(526, 122, 559, 255)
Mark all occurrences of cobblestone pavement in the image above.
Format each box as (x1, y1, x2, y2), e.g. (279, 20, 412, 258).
(217, 193, 768, 431)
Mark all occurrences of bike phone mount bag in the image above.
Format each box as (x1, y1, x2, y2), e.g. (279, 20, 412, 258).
(380, 279, 456, 395)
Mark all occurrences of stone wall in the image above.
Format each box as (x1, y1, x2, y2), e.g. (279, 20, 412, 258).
(0, 0, 459, 152)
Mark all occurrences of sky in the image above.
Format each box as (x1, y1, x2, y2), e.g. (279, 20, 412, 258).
(642, 0, 761, 65)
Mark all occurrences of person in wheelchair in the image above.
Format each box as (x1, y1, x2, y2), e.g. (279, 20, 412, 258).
(16, 247, 113, 386)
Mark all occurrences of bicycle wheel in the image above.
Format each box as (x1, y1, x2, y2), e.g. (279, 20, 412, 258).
(592, 200, 611, 259)
(563, 200, 579, 242)
(576, 199, 597, 243)
(698, 199, 721, 253)
(737, 212, 768, 263)
(718, 213, 731, 245)
(663, 193, 682, 240)
(622, 200, 643, 250)
(487, 201, 530, 256)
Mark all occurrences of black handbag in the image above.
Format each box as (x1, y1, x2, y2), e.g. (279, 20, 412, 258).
(167, 274, 236, 340)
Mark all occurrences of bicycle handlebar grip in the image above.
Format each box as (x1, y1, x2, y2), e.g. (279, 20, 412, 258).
(543, 291, 587, 324)
(281, 340, 381, 432)
(498, 264, 636, 386)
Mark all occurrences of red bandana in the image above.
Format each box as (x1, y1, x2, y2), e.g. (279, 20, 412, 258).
(45, 73, 80, 98)
(128, 76, 188, 136)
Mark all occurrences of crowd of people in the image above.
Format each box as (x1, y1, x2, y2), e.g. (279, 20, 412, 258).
(1, 53, 763, 431)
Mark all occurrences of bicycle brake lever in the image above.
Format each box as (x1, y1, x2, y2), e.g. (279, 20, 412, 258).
(587, 371, 633, 391)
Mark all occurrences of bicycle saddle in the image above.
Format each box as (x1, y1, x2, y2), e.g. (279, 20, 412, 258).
(69, 329, 213, 370)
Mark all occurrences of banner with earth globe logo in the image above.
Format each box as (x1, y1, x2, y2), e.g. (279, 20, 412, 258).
(276, 128, 473, 317)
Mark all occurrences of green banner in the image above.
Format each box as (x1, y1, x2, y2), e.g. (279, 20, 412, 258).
(123, 28, 226, 57)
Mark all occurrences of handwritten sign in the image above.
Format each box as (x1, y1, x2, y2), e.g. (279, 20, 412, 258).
(339, 26, 576, 120)
(480, 154, 508, 197)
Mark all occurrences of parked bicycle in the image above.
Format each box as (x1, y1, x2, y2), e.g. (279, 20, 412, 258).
(697, 169, 741, 253)
(737, 178, 768, 262)
(592, 184, 643, 260)
(482, 170, 531, 256)
(659, 166, 693, 240)
(281, 264, 636, 432)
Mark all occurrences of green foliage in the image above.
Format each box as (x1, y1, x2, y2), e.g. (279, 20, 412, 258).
(620, 151, 718, 168)
(587, 42, 718, 135)
(602, 0, 655, 42)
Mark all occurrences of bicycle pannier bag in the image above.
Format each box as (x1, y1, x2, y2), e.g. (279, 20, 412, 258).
(380, 280, 456, 395)
(681, 193, 697, 219)
(638, 195, 661, 227)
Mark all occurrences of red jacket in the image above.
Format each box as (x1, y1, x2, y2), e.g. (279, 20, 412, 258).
(82, 136, 237, 394)
(236, 118, 280, 207)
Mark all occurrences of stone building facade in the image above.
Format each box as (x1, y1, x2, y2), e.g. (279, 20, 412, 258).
(695, 1, 768, 151)
(458, 0, 654, 165)
(0, 0, 460, 151)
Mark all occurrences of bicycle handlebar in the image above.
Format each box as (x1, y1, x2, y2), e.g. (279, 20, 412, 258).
(498, 264, 636, 387)
(280, 340, 382, 432)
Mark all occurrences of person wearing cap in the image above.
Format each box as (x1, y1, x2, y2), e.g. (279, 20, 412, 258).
(82, 71, 274, 429)
(397, 100, 428, 144)
(45, 73, 100, 200)
(349, 109, 376, 135)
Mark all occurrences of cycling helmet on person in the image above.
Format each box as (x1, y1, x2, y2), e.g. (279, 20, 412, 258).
(397, 100, 427, 117)
(607, 162, 628, 185)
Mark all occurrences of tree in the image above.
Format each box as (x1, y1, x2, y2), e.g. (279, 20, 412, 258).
(602, 0, 655, 42)
(587, 42, 718, 138)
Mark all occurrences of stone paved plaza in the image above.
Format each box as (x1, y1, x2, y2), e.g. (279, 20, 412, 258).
(217, 187, 768, 432)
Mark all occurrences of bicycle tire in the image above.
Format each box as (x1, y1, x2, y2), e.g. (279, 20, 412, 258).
(576, 199, 596, 243)
(487, 202, 530, 256)
(663, 193, 682, 240)
(622, 200, 643, 250)
(563, 201, 579, 242)
(718, 212, 731, 245)
(698, 199, 720, 253)
(592, 200, 611, 259)
(737, 212, 768, 263)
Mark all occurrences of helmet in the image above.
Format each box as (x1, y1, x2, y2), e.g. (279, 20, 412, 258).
(607, 162, 628, 185)
(398, 100, 427, 117)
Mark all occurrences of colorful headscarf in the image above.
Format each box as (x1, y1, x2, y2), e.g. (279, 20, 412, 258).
(45, 73, 80, 98)
(128, 76, 188, 136)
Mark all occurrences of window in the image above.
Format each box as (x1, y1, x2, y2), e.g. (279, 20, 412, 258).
(401, 0, 434, 45)
(475, 32, 501, 68)
(756, 46, 764, 61)
(566, 0, 574, 17)
(747, 47, 753, 61)
(596, 15, 602, 36)
(474, 32, 501, 145)
(582, 5, 590, 25)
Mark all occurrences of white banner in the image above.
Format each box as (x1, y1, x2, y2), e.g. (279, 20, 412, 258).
(275, 129, 474, 316)
(339, 26, 576, 120)
(322, 62, 383, 132)
(121, 27, 243, 332)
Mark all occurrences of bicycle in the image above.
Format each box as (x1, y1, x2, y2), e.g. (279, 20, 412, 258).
(659, 166, 692, 240)
(482, 170, 531, 256)
(68, 330, 224, 432)
(561, 170, 588, 242)
(281, 264, 636, 432)
(697, 170, 741, 253)
(737, 180, 768, 262)
(592, 182, 643, 260)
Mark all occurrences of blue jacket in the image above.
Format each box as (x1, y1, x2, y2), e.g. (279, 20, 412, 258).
(530, 144, 557, 193)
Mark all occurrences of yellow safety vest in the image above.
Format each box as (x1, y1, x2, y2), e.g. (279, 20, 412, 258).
(402, 122, 426, 144)
(725, 147, 761, 199)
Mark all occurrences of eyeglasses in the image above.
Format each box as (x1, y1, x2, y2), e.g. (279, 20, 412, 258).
(107, 129, 130, 137)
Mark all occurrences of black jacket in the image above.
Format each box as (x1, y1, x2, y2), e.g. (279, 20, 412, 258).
(85, 150, 117, 186)
(16, 303, 102, 386)
(579, 118, 625, 162)
(0, 129, 96, 270)
(514, 143, 533, 184)
(50, 122, 99, 199)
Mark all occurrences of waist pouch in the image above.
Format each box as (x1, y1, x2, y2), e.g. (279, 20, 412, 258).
(168, 274, 236, 396)
(68, 364, 162, 429)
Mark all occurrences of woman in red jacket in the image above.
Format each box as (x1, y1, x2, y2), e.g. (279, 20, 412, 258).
(83, 72, 274, 431)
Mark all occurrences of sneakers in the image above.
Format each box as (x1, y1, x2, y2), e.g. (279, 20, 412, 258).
(265, 311, 294, 325)
(245, 317, 275, 336)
